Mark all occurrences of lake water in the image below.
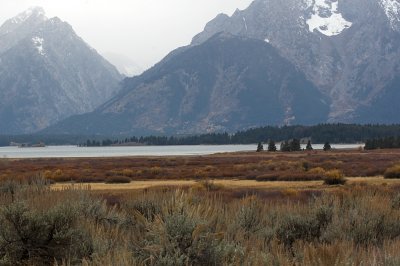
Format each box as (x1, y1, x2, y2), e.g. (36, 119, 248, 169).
(0, 144, 363, 159)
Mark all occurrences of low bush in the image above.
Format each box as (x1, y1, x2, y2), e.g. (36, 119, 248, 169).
(343, 209, 400, 246)
(256, 174, 279, 181)
(236, 197, 263, 233)
(42, 169, 71, 182)
(197, 179, 224, 191)
(0, 202, 92, 264)
(384, 165, 400, 179)
(121, 169, 135, 177)
(308, 167, 326, 176)
(276, 217, 315, 248)
(105, 176, 131, 184)
(276, 205, 333, 248)
(135, 211, 241, 265)
(323, 170, 346, 185)
(392, 193, 400, 209)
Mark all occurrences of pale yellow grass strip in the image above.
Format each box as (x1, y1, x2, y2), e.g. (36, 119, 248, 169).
(50, 177, 400, 191)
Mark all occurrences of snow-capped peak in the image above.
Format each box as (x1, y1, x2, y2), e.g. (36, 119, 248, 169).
(11, 7, 47, 24)
(306, 0, 352, 36)
(379, 0, 400, 30)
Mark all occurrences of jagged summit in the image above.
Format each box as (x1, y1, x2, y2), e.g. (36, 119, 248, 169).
(4, 6, 47, 27)
(14, 6, 47, 22)
(0, 7, 122, 134)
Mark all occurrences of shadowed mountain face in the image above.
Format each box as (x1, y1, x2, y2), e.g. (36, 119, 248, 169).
(44, 34, 329, 135)
(0, 7, 122, 134)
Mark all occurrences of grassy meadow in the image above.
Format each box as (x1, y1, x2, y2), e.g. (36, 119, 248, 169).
(0, 149, 400, 264)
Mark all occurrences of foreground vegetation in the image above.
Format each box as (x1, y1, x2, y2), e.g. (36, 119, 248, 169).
(0, 177, 400, 265)
(1, 149, 400, 264)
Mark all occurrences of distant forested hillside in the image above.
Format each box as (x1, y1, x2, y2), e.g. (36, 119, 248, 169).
(1, 124, 400, 147)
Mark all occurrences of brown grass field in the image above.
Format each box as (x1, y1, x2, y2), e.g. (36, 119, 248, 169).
(1, 149, 400, 264)
(1, 148, 400, 184)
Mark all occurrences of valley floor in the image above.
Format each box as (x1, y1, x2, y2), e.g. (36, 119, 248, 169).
(1, 149, 400, 264)
(1, 148, 400, 184)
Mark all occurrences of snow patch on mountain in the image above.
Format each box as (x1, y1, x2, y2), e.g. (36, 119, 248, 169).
(242, 17, 248, 31)
(380, 0, 400, 29)
(32, 36, 45, 56)
(306, 0, 352, 36)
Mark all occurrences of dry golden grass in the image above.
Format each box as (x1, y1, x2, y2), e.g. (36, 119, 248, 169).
(51, 176, 400, 192)
(4, 173, 400, 264)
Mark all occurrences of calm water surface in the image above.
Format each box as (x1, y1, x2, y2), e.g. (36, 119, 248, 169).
(0, 144, 362, 159)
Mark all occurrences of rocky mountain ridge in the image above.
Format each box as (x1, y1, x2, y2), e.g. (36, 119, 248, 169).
(44, 33, 329, 135)
(0, 7, 122, 134)
(192, 0, 400, 122)
(44, 0, 400, 135)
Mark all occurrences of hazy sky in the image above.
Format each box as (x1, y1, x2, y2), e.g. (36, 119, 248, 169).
(0, 0, 253, 71)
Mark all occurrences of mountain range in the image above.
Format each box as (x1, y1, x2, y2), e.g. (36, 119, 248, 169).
(45, 33, 329, 135)
(0, 7, 122, 134)
(45, 0, 400, 135)
(4, 1, 400, 135)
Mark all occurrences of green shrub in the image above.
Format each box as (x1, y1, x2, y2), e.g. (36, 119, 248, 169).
(350, 215, 385, 245)
(236, 197, 263, 233)
(135, 211, 241, 265)
(0, 202, 92, 265)
(276, 214, 317, 248)
(0, 180, 20, 202)
(79, 197, 132, 227)
(276, 205, 333, 248)
(384, 165, 400, 179)
(392, 194, 400, 209)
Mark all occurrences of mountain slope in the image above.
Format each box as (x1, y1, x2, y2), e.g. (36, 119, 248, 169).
(44, 34, 329, 135)
(0, 7, 122, 134)
(192, 0, 400, 122)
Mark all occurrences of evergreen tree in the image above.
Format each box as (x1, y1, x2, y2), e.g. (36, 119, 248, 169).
(256, 142, 264, 152)
(306, 140, 313, 151)
(290, 138, 301, 151)
(280, 140, 290, 152)
(267, 140, 277, 152)
(323, 142, 331, 151)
